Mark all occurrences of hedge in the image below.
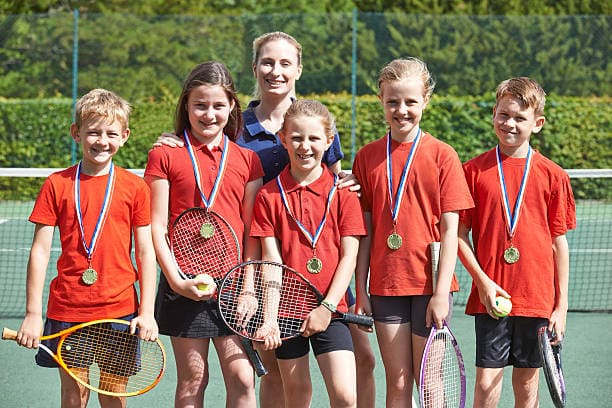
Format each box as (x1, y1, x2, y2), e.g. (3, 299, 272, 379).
(1, 94, 610, 199)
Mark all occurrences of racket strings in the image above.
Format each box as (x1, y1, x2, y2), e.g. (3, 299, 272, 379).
(219, 263, 320, 340)
(421, 332, 462, 408)
(171, 209, 239, 281)
(59, 323, 164, 395)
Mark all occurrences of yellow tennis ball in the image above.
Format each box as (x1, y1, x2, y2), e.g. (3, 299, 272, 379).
(494, 296, 512, 317)
(196, 274, 214, 291)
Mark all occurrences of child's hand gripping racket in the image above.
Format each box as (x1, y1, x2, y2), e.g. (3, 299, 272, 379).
(538, 327, 566, 408)
(418, 242, 467, 408)
(217, 260, 374, 343)
(169, 207, 267, 377)
(2, 319, 165, 397)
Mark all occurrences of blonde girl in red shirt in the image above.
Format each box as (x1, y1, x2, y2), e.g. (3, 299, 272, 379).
(251, 100, 367, 408)
(353, 58, 474, 406)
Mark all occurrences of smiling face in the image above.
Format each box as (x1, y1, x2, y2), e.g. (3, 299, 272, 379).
(253, 38, 302, 99)
(493, 94, 545, 157)
(187, 84, 235, 143)
(280, 114, 333, 182)
(379, 76, 428, 142)
(71, 116, 129, 174)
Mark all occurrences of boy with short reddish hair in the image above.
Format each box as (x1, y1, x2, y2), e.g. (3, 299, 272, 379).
(16, 88, 158, 407)
(458, 77, 576, 407)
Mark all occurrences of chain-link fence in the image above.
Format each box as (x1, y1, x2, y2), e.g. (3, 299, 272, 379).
(1, 11, 609, 101)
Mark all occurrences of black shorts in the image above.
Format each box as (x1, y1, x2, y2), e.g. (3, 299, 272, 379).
(155, 276, 232, 338)
(36, 313, 140, 377)
(370, 294, 453, 337)
(276, 320, 353, 360)
(475, 314, 548, 368)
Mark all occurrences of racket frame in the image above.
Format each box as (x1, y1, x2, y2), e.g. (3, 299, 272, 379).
(2, 319, 166, 397)
(217, 260, 374, 343)
(538, 327, 566, 408)
(418, 321, 467, 408)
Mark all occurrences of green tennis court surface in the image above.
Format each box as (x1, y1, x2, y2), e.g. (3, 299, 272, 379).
(1, 310, 610, 407)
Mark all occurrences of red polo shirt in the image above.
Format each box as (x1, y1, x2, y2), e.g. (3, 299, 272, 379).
(145, 134, 264, 247)
(251, 165, 367, 313)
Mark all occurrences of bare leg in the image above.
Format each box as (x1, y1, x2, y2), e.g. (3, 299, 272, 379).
(59, 367, 90, 408)
(512, 367, 540, 408)
(213, 335, 257, 408)
(258, 348, 286, 408)
(473, 367, 504, 408)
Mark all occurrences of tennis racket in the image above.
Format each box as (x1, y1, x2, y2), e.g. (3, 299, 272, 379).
(419, 321, 467, 408)
(169, 207, 240, 284)
(2, 319, 165, 397)
(169, 207, 267, 377)
(538, 327, 566, 408)
(217, 260, 374, 342)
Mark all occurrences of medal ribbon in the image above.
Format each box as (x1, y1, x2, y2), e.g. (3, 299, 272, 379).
(74, 161, 115, 262)
(386, 128, 421, 224)
(496, 145, 533, 239)
(276, 172, 338, 251)
(183, 129, 229, 210)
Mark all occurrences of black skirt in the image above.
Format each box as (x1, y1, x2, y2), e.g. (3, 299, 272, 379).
(154, 275, 233, 338)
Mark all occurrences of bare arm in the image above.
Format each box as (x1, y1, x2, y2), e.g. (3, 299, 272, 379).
(354, 212, 373, 332)
(241, 177, 263, 262)
(145, 175, 214, 301)
(17, 224, 54, 348)
(131, 224, 159, 341)
(302, 235, 360, 337)
(427, 211, 459, 329)
(549, 234, 569, 344)
(457, 221, 510, 319)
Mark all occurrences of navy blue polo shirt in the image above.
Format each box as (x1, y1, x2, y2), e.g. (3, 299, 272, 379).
(237, 100, 344, 184)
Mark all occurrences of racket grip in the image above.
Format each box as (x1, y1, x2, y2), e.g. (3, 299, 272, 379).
(2, 328, 17, 340)
(240, 337, 268, 377)
(343, 313, 374, 327)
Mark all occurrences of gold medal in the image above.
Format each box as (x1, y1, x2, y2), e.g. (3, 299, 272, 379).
(200, 222, 215, 239)
(306, 257, 323, 274)
(387, 233, 402, 250)
(82, 268, 98, 285)
(503, 246, 520, 264)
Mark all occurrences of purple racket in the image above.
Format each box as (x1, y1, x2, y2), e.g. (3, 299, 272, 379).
(419, 321, 467, 408)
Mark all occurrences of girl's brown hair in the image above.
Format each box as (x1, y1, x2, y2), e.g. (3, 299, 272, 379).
(175, 61, 243, 141)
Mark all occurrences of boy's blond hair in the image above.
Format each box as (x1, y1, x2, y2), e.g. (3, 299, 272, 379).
(281, 99, 335, 141)
(495, 77, 546, 116)
(378, 57, 436, 101)
(74, 88, 131, 130)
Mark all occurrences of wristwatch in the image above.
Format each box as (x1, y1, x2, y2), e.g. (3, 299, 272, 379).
(320, 299, 337, 313)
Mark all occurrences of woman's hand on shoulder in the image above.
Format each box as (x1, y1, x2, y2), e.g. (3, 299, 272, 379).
(336, 170, 361, 194)
(152, 132, 183, 148)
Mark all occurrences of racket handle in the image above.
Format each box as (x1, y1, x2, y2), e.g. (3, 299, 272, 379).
(240, 337, 268, 377)
(2, 327, 17, 340)
(343, 313, 374, 327)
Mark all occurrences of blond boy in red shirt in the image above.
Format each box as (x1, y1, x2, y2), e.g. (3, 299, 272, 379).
(458, 77, 576, 407)
(16, 88, 158, 407)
